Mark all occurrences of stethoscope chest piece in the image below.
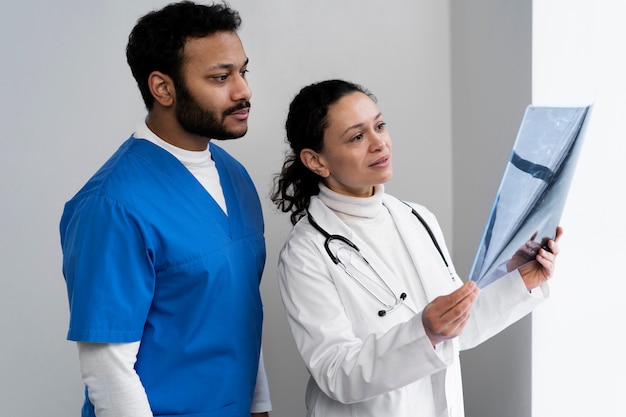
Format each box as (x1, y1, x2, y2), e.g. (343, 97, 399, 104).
(378, 292, 407, 317)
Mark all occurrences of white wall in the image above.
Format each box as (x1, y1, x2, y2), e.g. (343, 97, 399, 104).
(0, 1, 452, 416)
(532, 1, 626, 416)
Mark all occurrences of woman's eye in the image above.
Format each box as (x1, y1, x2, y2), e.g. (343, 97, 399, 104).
(377, 122, 387, 131)
(351, 133, 364, 142)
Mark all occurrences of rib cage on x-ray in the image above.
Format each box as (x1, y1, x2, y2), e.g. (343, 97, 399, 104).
(470, 105, 589, 288)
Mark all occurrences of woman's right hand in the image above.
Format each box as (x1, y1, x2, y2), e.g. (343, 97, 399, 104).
(422, 281, 479, 347)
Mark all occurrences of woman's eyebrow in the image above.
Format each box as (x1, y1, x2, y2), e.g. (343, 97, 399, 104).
(340, 112, 383, 136)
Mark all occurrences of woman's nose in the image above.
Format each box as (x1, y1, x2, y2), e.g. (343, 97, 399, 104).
(370, 133, 388, 151)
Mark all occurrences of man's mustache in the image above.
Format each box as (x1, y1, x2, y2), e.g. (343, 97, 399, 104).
(224, 101, 251, 116)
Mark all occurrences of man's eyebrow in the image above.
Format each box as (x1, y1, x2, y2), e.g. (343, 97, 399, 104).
(209, 57, 249, 71)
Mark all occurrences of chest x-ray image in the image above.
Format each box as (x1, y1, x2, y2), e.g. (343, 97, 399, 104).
(470, 105, 590, 288)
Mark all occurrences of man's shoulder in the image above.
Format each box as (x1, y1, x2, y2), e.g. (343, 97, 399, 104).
(67, 138, 169, 203)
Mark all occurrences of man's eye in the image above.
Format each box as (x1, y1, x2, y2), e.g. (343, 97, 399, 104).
(240, 69, 249, 78)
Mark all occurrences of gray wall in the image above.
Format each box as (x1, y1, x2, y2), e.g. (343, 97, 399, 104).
(450, 2, 533, 417)
(1, 2, 453, 416)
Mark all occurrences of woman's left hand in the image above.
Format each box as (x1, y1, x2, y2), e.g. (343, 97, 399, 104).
(517, 226, 563, 290)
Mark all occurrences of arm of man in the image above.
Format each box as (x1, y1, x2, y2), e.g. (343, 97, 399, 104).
(77, 341, 152, 417)
(250, 349, 272, 416)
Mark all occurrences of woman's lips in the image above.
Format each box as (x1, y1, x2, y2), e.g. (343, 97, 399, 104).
(370, 155, 390, 167)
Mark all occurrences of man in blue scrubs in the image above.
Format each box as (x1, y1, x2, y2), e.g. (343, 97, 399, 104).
(59, 2, 271, 416)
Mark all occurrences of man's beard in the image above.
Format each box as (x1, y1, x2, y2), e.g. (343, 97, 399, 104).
(174, 80, 251, 140)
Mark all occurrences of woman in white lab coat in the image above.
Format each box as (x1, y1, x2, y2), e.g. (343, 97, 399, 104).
(271, 79, 562, 417)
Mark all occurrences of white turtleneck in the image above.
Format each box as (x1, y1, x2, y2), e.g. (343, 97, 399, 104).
(317, 184, 429, 309)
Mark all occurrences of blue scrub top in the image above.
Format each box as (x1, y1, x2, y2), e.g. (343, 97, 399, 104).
(60, 138, 266, 416)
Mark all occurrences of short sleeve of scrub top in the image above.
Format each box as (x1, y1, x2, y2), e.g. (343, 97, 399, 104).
(62, 193, 154, 343)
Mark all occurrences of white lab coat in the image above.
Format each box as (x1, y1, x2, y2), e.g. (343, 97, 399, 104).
(277, 193, 548, 417)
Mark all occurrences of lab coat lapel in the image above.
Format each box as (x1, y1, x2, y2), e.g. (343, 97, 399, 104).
(383, 196, 459, 302)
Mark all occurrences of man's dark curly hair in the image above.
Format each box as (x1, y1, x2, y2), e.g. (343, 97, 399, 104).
(126, 1, 241, 110)
(271, 79, 376, 225)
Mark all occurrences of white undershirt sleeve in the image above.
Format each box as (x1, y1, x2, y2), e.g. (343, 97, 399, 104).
(250, 352, 272, 413)
(77, 341, 152, 417)
(251, 350, 272, 413)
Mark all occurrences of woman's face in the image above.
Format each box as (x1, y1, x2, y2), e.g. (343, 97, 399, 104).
(316, 91, 393, 197)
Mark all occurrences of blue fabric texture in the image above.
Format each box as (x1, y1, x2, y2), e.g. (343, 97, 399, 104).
(60, 138, 266, 416)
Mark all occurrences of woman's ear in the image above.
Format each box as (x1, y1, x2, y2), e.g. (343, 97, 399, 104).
(148, 71, 176, 107)
(300, 149, 328, 177)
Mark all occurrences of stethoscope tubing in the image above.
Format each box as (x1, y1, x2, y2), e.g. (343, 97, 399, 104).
(306, 202, 455, 317)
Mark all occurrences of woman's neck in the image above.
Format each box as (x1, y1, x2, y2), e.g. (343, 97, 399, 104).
(318, 183, 384, 219)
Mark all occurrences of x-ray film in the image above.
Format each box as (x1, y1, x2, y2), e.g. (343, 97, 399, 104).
(469, 105, 590, 288)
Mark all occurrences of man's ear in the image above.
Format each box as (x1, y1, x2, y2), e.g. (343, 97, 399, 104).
(300, 148, 328, 177)
(148, 71, 175, 107)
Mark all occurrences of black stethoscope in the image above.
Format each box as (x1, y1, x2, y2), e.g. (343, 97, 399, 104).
(307, 204, 455, 317)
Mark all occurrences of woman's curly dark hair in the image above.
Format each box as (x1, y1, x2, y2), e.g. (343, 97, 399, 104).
(126, 1, 241, 110)
(271, 79, 375, 225)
